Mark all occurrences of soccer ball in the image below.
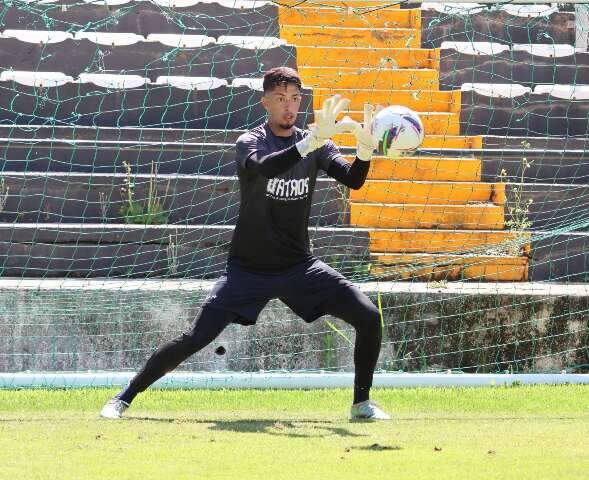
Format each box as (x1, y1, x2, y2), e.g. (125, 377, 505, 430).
(371, 105, 425, 157)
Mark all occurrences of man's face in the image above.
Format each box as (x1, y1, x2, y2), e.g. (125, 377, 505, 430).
(261, 83, 302, 131)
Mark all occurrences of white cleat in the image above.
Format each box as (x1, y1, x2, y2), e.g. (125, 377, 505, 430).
(100, 398, 130, 419)
(350, 400, 391, 420)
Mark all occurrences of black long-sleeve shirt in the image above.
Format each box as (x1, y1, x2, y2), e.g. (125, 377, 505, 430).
(229, 122, 369, 272)
(244, 141, 369, 189)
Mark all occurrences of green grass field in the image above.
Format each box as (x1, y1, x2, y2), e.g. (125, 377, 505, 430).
(0, 385, 587, 479)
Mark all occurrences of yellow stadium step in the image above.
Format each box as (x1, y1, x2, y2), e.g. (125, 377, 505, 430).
(369, 229, 531, 255)
(299, 66, 437, 90)
(279, 0, 400, 7)
(369, 253, 528, 282)
(314, 88, 457, 112)
(327, 1, 400, 6)
(342, 156, 481, 182)
(350, 181, 505, 206)
(349, 203, 504, 230)
(281, 25, 420, 48)
(278, 7, 420, 29)
(334, 133, 482, 149)
(297, 46, 439, 70)
(421, 135, 483, 149)
(340, 110, 459, 135)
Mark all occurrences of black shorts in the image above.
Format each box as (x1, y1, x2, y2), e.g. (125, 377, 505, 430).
(202, 257, 358, 325)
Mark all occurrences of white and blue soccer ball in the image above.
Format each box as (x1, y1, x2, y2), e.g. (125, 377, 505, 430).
(371, 105, 425, 157)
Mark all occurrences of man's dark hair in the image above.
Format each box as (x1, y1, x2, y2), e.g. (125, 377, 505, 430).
(263, 67, 302, 94)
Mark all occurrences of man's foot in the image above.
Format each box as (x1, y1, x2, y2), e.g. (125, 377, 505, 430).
(350, 400, 391, 420)
(100, 398, 130, 419)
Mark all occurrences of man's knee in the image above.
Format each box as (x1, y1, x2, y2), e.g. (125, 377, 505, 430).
(350, 304, 381, 337)
(172, 331, 201, 355)
(179, 306, 233, 352)
(365, 305, 382, 335)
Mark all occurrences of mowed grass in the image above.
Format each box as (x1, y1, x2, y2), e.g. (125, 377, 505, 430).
(0, 385, 587, 480)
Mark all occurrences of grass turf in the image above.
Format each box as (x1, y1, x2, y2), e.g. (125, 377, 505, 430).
(0, 385, 587, 480)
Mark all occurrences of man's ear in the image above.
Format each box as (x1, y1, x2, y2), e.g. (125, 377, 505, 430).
(261, 94, 269, 112)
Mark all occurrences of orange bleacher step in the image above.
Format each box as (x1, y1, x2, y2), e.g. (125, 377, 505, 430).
(349, 203, 505, 230)
(350, 181, 505, 205)
(335, 133, 482, 149)
(324, 1, 400, 6)
(314, 88, 457, 112)
(421, 135, 482, 149)
(279, 0, 400, 7)
(298, 47, 438, 70)
(340, 110, 459, 135)
(299, 66, 437, 90)
(368, 229, 531, 255)
(281, 25, 420, 48)
(342, 156, 481, 182)
(369, 253, 529, 282)
(278, 7, 420, 29)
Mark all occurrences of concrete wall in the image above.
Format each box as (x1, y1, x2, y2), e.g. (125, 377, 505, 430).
(1, 281, 587, 374)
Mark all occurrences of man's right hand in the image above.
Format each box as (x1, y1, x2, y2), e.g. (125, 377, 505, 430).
(296, 94, 357, 156)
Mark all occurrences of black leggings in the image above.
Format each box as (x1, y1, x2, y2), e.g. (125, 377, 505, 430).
(118, 288, 381, 404)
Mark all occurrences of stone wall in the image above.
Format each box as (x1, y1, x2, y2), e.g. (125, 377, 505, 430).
(1, 281, 587, 374)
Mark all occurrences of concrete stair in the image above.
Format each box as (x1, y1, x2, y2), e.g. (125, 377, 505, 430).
(370, 253, 528, 281)
(281, 25, 420, 48)
(297, 47, 439, 70)
(278, 6, 418, 29)
(279, 4, 529, 280)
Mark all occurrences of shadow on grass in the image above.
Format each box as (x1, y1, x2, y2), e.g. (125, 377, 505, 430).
(128, 416, 368, 438)
(350, 443, 403, 451)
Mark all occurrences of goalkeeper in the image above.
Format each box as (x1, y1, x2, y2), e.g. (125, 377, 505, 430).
(101, 66, 390, 421)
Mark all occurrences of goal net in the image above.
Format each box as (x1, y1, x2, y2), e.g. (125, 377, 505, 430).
(1, 0, 588, 386)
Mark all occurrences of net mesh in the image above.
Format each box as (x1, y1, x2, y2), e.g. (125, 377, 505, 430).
(0, 0, 588, 378)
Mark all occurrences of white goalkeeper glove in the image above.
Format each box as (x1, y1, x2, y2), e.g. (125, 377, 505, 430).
(296, 94, 357, 157)
(353, 103, 383, 162)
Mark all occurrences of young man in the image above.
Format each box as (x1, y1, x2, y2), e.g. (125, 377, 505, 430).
(101, 66, 390, 420)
